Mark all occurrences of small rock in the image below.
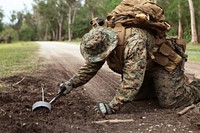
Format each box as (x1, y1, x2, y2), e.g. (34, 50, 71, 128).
(167, 124, 172, 127)
(141, 116, 146, 119)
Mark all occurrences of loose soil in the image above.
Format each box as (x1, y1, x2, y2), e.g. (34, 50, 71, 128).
(0, 42, 200, 133)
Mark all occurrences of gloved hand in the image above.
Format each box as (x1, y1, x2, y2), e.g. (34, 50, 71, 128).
(58, 81, 73, 94)
(95, 103, 114, 116)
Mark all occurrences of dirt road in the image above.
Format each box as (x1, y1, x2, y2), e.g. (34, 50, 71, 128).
(185, 62, 200, 80)
(0, 41, 200, 133)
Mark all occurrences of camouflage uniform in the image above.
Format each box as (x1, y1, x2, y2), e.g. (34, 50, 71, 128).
(67, 26, 200, 111)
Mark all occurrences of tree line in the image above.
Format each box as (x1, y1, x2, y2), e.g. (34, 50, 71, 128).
(0, 0, 199, 44)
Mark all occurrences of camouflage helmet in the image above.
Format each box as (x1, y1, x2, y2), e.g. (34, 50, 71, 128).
(80, 26, 118, 63)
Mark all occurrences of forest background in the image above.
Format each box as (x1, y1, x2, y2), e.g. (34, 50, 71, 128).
(0, 0, 199, 44)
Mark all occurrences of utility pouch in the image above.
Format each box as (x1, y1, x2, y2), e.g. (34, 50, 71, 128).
(159, 43, 172, 56)
(159, 43, 182, 65)
(164, 61, 176, 72)
(153, 53, 169, 66)
(168, 50, 182, 65)
(176, 39, 186, 52)
(152, 42, 183, 72)
(153, 53, 179, 72)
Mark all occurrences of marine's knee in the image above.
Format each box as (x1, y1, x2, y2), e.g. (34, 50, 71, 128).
(157, 95, 176, 108)
(158, 101, 174, 108)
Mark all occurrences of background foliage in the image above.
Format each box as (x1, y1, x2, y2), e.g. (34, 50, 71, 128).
(0, 0, 199, 43)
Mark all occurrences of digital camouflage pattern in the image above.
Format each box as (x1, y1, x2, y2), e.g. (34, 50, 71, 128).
(69, 27, 155, 109)
(67, 26, 200, 111)
(151, 64, 200, 108)
(108, 27, 156, 110)
(80, 26, 118, 63)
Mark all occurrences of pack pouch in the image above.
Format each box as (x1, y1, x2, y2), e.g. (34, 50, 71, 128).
(153, 53, 169, 66)
(153, 43, 182, 71)
(159, 43, 182, 65)
(152, 53, 177, 72)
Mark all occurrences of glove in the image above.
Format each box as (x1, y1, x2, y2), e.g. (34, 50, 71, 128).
(95, 103, 114, 115)
(59, 81, 73, 94)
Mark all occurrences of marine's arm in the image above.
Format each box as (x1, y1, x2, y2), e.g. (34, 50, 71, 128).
(64, 61, 105, 89)
(109, 34, 147, 110)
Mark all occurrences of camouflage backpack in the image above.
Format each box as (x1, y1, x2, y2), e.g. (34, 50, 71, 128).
(106, 0, 171, 37)
(105, 0, 187, 72)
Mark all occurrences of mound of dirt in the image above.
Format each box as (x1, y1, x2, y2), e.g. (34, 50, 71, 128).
(0, 73, 98, 133)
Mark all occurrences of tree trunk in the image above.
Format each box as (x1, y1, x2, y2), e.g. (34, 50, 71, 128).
(178, 20, 183, 39)
(188, 0, 198, 44)
(16, 30, 19, 41)
(72, 9, 77, 23)
(52, 30, 56, 41)
(178, 1, 183, 39)
(56, 27, 59, 40)
(57, 17, 63, 41)
(68, 7, 72, 41)
(91, 11, 95, 19)
(198, 25, 200, 42)
(44, 23, 48, 41)
(198, 1, 200, 41)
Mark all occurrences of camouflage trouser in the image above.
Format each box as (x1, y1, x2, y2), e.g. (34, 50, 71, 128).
(110, 63, 200, 110)
(137, 63, 200, 108)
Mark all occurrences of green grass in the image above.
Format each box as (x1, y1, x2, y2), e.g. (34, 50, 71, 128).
(0, 42, 39, 77)
(186, 43, 200, 63)
(186, 43, 200, 52)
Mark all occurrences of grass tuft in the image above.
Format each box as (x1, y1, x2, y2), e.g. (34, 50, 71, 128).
(186, 44, 200, 63)
(0, 42, 39, 77)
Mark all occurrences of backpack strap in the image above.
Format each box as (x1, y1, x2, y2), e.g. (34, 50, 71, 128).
(112, 23, 132, 64)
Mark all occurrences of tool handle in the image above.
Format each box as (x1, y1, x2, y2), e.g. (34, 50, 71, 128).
(49, 91, 70, 104)
(41, 84, 45, 101)
(49, 94, 61, 104)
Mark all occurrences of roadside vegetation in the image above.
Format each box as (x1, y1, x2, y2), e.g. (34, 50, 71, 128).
(0, 42, 39, 78)
(186, 43, 200, 63)
(0, 0, 200, 45)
